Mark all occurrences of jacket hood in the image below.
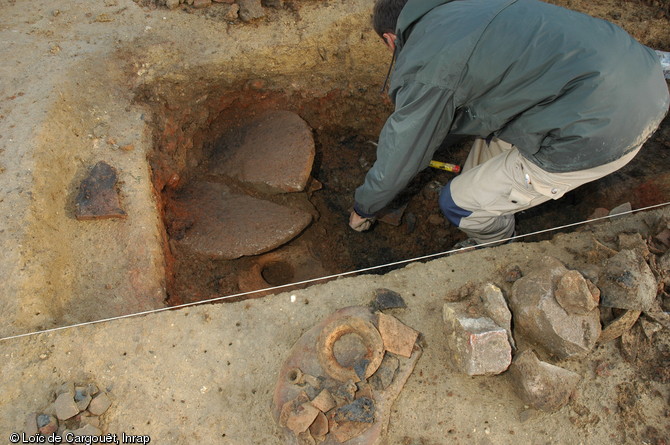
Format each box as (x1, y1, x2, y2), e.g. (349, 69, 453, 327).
(396, 0, 455, 46)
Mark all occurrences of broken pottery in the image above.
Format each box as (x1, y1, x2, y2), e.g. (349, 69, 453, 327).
(273, 306, 422, 445)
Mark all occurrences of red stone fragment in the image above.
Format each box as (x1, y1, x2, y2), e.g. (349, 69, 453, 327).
(75, 162, 127, 220)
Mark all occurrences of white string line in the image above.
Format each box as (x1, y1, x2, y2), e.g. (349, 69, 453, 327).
(1, 200, 668, 343)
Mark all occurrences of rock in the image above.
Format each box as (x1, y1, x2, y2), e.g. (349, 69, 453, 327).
(504, 265, 523, 283)
(369, 353, 399, 390)
(37, 414, 58, 436)
(171, 182, 312, 260)
(609, 202, 632, 216)
(54, 392, 80, 420)
(80, 413, 100, 428)
(617, 232, 650, 259)
(86, 383, 100, 396)
(588, 207, 610, 220)
(370, 288, 406, 311)
(286, 402, 320, 434)
(443, 305, 511, 376)
(192, 0, 211, 8)
(508, 350, 581, 412)
(87, 392, 112, 416)
(377, 313, 419, 358)
(639, 317, 663, 340)
(509, 257, 601, 359)
(165, 0, 180, 8)
(74, 387, 92, 411)
(428, 214, 444, 225)
(224, 3, 239, 20)
(554, 270, 599, 315)
(209, 110, 313, 193)
(238, 0, 265, 22)
(598, 249, 657, 311)
(75, 162, 127, 220)
(377, 203, 408, 227)
(477, 283, 515, 348)
(598, 310, 642, 343)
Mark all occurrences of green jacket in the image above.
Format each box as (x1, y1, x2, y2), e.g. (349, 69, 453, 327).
(354, 0, 669, 216)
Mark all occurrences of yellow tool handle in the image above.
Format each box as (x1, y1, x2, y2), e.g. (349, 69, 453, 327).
(429, 160, 461, 173)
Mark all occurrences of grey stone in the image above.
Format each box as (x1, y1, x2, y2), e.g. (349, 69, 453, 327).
(443, 305, 512, 376)
(554, 270, 599, 315)
(172, 182, 312, 260)
(37, 414, 58, 436)
(54, 392, 80, 420)
(165, 0, 181, 8)
(609, 202, 632, 216)
(598, 249, 657, 311)
(509, 257, 601, 359)
(87, 392, 112, 416)
(617, 232, 650, 258)
(74, 387, 92, 411)
(209, 111, 314, 193)
(478, 283, 515, 348)
(238, 0, 265, 22)
(508, 350, 581, 412)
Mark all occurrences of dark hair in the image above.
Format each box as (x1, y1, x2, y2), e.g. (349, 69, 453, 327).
(372, 0, 410, 38)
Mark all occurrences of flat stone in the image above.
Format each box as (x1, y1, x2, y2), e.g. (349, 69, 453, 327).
(377, 313, 419, 358)
(508, 350, 580, 412)
(87, 392, 112, 416)
(598, 310, 642, 343)
(617, 232, 650, 258)
(172, 182, 312, 260)
(442, 305, 511, 376)
(477, 283, 515, 348)
(238, 0, 265, 22)
(509, 257, 601, 359)
(209, 111, 313, 193)
(74, 386, 92, 411)
(75, 161, 127, 220)
(554, 270, 599, 315)
(54, 392, 80, 420)
(598, 249, 657, 311)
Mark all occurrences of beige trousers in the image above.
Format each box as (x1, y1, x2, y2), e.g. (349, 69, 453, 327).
(443, 138, 642, 244)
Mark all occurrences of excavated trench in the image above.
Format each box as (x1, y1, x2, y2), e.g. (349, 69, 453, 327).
(144, 83, 670, 306)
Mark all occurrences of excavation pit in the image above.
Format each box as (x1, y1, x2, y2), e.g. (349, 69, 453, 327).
(147, 85, 670, 306)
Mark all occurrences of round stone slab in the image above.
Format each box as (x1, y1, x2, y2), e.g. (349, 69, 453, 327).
(173, 182, 312, 259)
(209, 110, 315, 193)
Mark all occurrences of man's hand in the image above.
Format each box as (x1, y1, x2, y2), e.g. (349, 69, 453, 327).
(349, 210, 375, 232)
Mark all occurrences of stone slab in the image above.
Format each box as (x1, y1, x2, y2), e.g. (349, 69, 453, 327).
(508, 350, 581, 412)
(210, 111, 315, 193)
(173, 182, 312, 260)
(443, 305, 512, 376)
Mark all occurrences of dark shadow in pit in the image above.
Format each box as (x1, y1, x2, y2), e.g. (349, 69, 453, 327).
(151, 89, 670, 305)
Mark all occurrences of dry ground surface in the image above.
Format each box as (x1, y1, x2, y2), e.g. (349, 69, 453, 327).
(0, 0, 669, 444)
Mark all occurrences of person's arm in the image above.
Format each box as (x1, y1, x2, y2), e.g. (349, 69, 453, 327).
(353, 81, 457, 218)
